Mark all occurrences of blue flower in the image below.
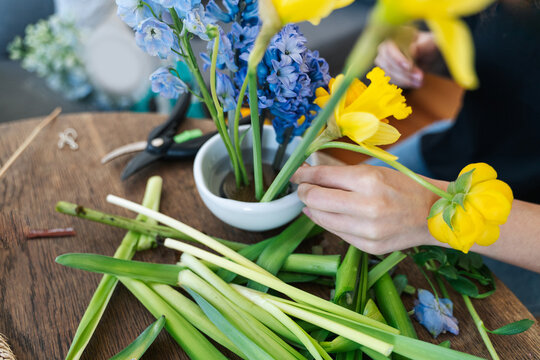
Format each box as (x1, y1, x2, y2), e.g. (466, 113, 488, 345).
(206, 0, 257, 26)
(183, 4, 214, 41)
(230, 23, 258, 50)
(272, 25, 306, 64)
(200, 27, 237, 72)
(216, 72, 237, 112)
(135, 18, 174, 58)
(116, 0, 163, 28)
(267, 59, 299, 90)
(173, 0, 202, 17)
(414, 289, 459, 338)
(150, 67, 188, 99)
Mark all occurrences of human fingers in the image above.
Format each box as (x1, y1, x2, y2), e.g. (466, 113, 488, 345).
(291, 165, 362, 192)
(377, 41, 423, 88)
(297, 183, 359, 215)
(329, 229, 395, 255)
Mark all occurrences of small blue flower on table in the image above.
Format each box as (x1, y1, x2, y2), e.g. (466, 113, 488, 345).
(414, 289, 459, 338)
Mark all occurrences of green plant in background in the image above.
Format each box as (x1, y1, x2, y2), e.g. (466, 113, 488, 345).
(8, 15, 92, 100)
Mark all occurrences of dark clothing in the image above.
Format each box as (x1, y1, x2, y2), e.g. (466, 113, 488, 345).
(421, 3, 540, 203)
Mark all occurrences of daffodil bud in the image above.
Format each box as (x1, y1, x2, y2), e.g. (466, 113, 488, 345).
(427, 163, 513, 253)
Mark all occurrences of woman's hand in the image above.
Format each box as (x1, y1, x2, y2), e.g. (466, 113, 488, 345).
(291, 164, 445, 254)
(374, 31, 438, 89)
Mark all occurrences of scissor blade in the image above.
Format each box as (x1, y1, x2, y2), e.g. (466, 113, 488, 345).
(121, 151, 163, 180)
(101, 141, 147, 164)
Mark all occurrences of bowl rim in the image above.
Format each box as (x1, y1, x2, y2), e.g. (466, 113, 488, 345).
(193, 124, 301, 210)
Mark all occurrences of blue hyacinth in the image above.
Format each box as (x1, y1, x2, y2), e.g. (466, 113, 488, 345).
(414, 289, 459, 338)
(150, 67, 188, 98)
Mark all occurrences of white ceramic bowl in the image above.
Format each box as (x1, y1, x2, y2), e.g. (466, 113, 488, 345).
(193, 125, 313, 231)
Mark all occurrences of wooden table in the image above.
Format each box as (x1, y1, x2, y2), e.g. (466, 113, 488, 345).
(0, 113, 538, 359)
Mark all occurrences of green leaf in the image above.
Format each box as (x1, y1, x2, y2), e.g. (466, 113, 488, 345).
(247, 215, 315, 292)
(334, 245, 362, 306)
(446, 276, 479, 297)
(442, 205, 456, 231)
(362, 299, 387, 325)
(468, 252, 484, 269)
(186, 289, 275, 360)
(367, 251, 407, 289)
(427, 198, 450, 219)
(438, 340, 451, 348)
(393, 274, 408, 296)
(458, 253, 471, 271)
(451, 193, 465, 208)
(437, 265, 458, 280)
(109, 316, 165, 360)
(56, 253, 183, 286)
(446, 181, 457, 195)
(483, 319, 535, 335)
(413, 249, 446, 267)
(454, 168, 474, 194)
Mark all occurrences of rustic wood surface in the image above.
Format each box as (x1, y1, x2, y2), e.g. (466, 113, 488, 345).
(0, 113, 538, 360)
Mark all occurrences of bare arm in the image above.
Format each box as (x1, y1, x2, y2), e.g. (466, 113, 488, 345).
(291, 164, 540, 274)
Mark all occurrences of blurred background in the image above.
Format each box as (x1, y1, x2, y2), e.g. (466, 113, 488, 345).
(0, 0, 374, 123)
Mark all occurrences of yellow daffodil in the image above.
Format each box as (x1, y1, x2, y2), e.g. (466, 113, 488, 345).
(428, 163, 513, 253)
(373, 0, 495, 89)
(312, 67, 412, 160)
(259, 0, 354, 30)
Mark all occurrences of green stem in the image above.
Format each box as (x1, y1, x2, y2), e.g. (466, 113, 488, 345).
(261, 20, 390, 202)
(318, 142, 452, 201)
(209, 30, 242, 187)
(373, 273, 418, 353)
(55, 201, 247, 251)
(462, 295, 500, 360)
(282, 254, 340, 277)
(233, 75, 250, 185)
(64, 177, 162, 360)
(418, 266, 440, 300)
(434, 273, 450, 299)
(247, 67, 264, 200)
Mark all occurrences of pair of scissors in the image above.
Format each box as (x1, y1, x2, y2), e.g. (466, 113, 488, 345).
(102, 93, 251, 180)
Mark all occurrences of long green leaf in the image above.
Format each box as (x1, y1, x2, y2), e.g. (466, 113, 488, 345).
(56, 254, 182, 286)
(149, 283, 244, 357)
(248, 215, 315, 292)
(109, 316, 165, 360)
(64, 176, 162, 360)
(187, 288, 275, 360)
(367, 251, 407, 289)
(119, 277, 227, 360)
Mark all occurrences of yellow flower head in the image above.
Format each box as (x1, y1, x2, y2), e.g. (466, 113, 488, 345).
(428, 163, 513, 253)
(374, 0, 495, 89)
(259, 0, 354, 29)
(314, 67, 412, 160)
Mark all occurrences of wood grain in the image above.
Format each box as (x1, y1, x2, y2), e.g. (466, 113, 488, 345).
(0, 113, 538, 359)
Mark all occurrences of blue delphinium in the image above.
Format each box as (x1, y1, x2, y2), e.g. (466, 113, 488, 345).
(206, 0, 258, 26)
(414, 289, 459, 338)
(135, 18, 175, 59)
(183, 4, 215, 41)
(150, 67, 188, 98)
(116, 0, 164, 28)
(216, 72, 237, 112)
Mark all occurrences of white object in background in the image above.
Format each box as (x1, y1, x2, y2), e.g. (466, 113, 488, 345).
(83, 11, 159, 102)
(58, 128, 79, 150)
(54, 0, 115, 28)
(193, 125, 318, 232)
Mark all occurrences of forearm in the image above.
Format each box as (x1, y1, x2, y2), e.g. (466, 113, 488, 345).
(469, 200, 540, 273)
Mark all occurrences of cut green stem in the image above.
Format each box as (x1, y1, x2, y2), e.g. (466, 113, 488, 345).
(109, 316, 165, 360)
(247, 68, 264, 200)
(63, 176, 162, 360)
(462, 295, 500, 360)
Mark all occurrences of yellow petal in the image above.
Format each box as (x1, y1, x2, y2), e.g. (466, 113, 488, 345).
(360, 143, 399, 161)
(427, 18, 478, 89)
(451, 203, 486, 251)
(379, 0, 495, 19)
(468, 180, 513, 224)
(338, 112, 380, 143)
(364, 121, 401, 146)
(460, 162, 497, 186)
(271, 0, 352, 25)
(428, 212, 455, 245)
(475, 222, 500, 247)
(347, 67, 412, 120)
(314, 87, 330, 108)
